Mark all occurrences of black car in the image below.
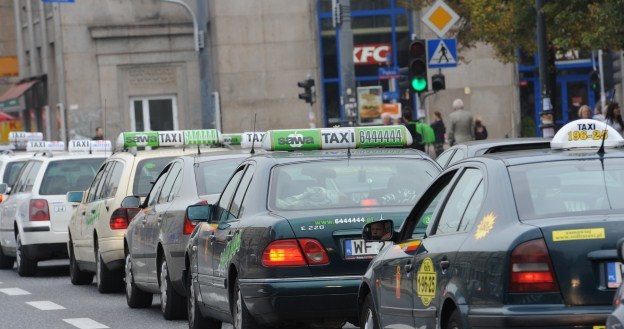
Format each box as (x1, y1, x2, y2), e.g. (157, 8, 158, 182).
(183, 126, 442, 329)
(607, 238, 624, 329)
(359, 119, 624, 329)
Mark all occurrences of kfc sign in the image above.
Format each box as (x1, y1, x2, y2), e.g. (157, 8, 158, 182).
(354, 43, 391, 65)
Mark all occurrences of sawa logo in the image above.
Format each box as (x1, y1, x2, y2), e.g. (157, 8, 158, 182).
(125, 134, 156, 146)
(277, 132, 314, 148)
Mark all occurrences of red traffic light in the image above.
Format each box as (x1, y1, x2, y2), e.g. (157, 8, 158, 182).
(409, 41, 426, 56)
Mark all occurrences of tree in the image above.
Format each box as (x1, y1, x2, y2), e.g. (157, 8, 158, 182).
(401, 0, 624, 63)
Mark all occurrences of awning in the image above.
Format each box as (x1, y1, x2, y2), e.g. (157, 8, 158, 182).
(0, 112, 16, 121)
(0, 80, 38, 109)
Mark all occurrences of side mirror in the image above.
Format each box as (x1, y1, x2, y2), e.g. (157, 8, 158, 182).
(362, 219, 395, 242)
(617, 237, 624, 263)
(66, 191, 84, 203)
(0, 183, 7, 194)
(121, 196, 141, 209)
(186, 204, 214, 222)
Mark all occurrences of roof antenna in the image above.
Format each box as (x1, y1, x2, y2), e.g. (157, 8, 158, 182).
(250, 113, 257, 155)
(598, 122, 608, 155)
(103, 98, 108, 157)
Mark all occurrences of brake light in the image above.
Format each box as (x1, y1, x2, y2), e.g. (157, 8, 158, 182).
(109, 208, 139, 230)
(360, 198, 378, 207)
(183, 200, 208, 235)
(262, 239, 329, 267)
(509, 239, 559, 293)
(29, 199, 50, 221)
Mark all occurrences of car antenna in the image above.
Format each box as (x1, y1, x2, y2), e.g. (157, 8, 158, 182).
(598, 121, 608, 155)
(250, 113, 257, 155)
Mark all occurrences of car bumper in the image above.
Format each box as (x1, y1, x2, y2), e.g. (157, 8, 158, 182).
(20, 227, 67, 246)
(467, 304, 611, 329)
(23, 242, 67, 261)
(238, 275, 361, 326)
(98, 236, 124, 265)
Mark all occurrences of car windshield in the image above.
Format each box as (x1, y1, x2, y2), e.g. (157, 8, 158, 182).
(269, 158, 438, 211)
(194, 158, 245, 195)
(39, 158, 105, 195)
(133, 157, 176, 197)
(509, 158, 624, 220)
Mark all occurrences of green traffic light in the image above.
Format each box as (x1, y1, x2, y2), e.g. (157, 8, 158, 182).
(411, 77, 427, 92)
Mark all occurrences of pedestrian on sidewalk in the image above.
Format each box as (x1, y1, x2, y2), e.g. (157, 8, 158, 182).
(474, 118, 488, 140)
(592, 104, 605, 121)
(578, 105, 592, 119)
(605, 102, 624, 136)
(447, 98, 474, 146)
(430, 111, 446, 156)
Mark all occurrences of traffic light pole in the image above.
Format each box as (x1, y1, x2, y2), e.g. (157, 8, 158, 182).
(536, 0, 555, 137)
(335, 0, 357, 126)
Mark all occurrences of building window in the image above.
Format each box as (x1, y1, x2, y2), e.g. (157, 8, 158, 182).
(130, 96, 178, 132)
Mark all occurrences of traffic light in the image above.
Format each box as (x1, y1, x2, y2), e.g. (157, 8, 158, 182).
(590, 70, 600, 94)
(431, 73, 446, 92)
(298, 78, 315, 104)
(408, 39, 428, 92)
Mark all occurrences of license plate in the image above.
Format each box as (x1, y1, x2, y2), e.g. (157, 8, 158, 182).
(606, 262, 623, 288)
(53, 206, 67, 212)
(344, 239, 389, 259)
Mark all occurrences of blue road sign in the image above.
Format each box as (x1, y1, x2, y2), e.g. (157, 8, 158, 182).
(427, 39, 457, 69)
(382, 91, 400, 101)
(42, 0, 75, 2)
(378, 67, 401, 80)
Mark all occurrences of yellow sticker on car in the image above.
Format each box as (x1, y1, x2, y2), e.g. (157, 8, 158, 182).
(552, 228, 605, 242)
(474, 212, 496, 240)
(593, 326, 605, 329)
(416, 257, 436, 307)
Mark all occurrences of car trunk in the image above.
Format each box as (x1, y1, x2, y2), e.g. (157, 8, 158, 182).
(275, 206, 411, 276)
(527, 215, 623, 305)
(47, 195, 72, 232)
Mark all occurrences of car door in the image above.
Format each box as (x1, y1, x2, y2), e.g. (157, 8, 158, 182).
(412, 167, 485, 328)
(0, 161, 35, 250)
(377, 170, 456, 329)
(133, 167, 169, 283)
(196, 165, 246, 307)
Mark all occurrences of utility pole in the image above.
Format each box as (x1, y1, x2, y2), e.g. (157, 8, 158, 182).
(334, 0, 357, 126)
(536, 0, 554, 137)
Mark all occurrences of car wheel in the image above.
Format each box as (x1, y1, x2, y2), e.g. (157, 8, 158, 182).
(69, 241, 93, 285)
(188, 268, 221, 329)
(360, 294, 379, 329)
(233, 277, 260, 329)
(16, 233, 37, 277)
(446, 309, 463, 329)
(125, 253, 152, 308)
(0, 242, 15, 269)
(95, 247, 121, 293)
(160, 255, 186, 320)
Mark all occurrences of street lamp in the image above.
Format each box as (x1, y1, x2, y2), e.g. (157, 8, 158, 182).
(161, 0, 201, 51)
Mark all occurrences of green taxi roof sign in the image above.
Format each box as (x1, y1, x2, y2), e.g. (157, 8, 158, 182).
(551, 119, 624, 149)
(116, 129, 220, 149)
(262, 126, 413, 151)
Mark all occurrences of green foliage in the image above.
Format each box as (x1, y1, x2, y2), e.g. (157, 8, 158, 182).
(401, 0, 624, 63)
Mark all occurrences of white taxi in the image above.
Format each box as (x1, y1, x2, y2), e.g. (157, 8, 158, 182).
(0, 140, 108, 276)
(66, 129, 229, 293)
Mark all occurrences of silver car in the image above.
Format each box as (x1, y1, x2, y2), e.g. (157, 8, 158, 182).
(123, 150, 249, 319)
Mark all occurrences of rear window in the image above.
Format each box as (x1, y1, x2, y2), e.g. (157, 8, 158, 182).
(269, 158, 439, 211)
(133, 157, 175, 197)
(3, 160, 26, 187)
(509, 159, 624, 220)
(194, 158, 246, 195)
(39, 158, 105, 195)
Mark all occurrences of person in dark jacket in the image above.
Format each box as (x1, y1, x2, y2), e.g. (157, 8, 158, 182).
(402, 111, 425, 152)
(474, 119, 488, 140)
(430, 111, 446, 156)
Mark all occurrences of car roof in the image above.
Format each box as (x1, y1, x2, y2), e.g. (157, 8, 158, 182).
(108, 146, 231, 160)
(480, 147, 624, 166)
(458, 137, 551, 155)
(176, 149, 253, 161)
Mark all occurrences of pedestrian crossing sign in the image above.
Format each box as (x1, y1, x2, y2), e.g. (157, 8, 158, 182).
(427, 39, 457, 68)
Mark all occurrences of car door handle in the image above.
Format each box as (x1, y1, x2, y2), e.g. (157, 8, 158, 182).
(157, 214, 163, 222)
(439, 260, 450, 270)
(405, 263, 413, 273)
(208, 232, 216, 241)
(141, 218, 147, 225)
(90, 209, 96, 214)
(226, 232, 234, 241)
(192, 245, 197, 252)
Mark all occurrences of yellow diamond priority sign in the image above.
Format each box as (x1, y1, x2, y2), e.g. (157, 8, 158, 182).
(422, 0, 460, 38)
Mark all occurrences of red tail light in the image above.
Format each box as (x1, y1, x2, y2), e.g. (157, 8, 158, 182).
(360, 198, 378, 207)
(509, 239, 559, 293)
(183, 200, 208, 235)
(109, 208, 139, 230)
(29, 199, 50, 221)
(262, 239, 329, 267)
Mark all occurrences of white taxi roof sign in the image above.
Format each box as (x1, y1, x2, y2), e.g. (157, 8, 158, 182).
(68, 140, 112, 152)
(221, 132, 265, 149)
(26, 141, 65, 152)
(550, 119, 624, 149)
(8, 131, 43, 142)
(262, 126, 413, 151)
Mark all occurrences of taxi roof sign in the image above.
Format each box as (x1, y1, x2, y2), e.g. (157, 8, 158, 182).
(262, 126, 413, 151)
(550, 119, 624, 149)
(26, 141, 65, 152)
(116, 129, 220, 149)
(68, 140, 112, 152)
(222, 132, 265, 149)
(8, 131, 43, 142)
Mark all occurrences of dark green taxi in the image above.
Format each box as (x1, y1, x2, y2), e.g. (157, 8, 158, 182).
(358, 119, 624, 329)
(182, 126, 441, 329)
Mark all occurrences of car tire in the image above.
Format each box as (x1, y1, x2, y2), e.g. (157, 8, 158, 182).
(359, 294, 379, 329)
(233, 277, 260, 329)
(69, 241, 93, 285)
(187, 268, 221, 329)
(95, 248, 121, 293)
(160, 255, 186, 320)
(0, 243, 15, 269)
(16, 233, 37, 277)
(125, 253, 152, 308)
(446, 309, 463, 329)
